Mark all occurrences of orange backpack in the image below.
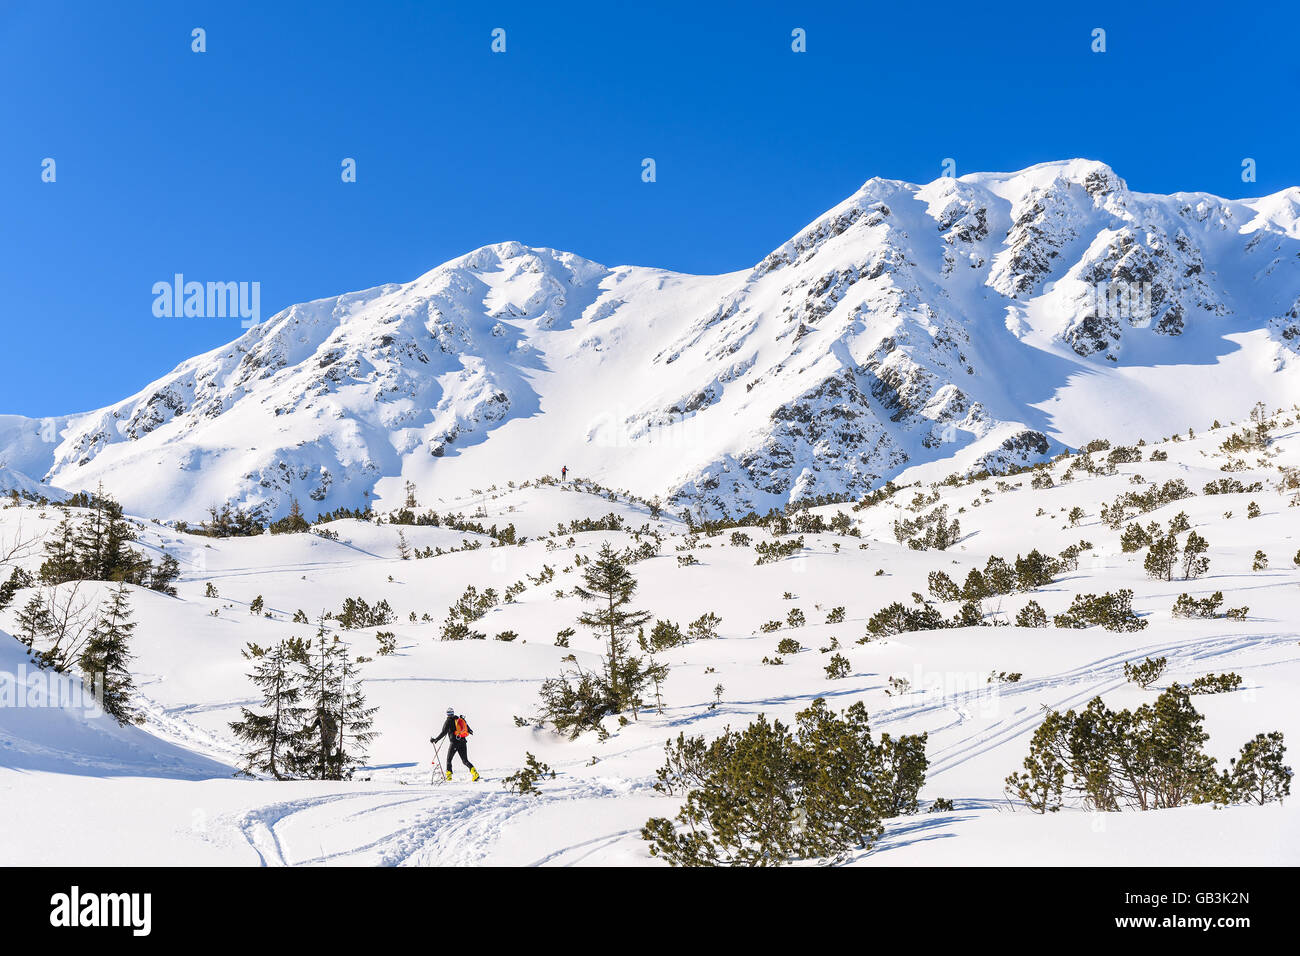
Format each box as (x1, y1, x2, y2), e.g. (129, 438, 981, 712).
(454, 717, 469, 738)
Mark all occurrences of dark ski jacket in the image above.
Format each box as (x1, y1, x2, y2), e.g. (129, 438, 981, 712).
(431, 715, 473, 744)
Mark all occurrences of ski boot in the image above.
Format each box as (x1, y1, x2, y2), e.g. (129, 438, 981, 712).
(470, 767, 480, 782)
(445, 770, 453, 781)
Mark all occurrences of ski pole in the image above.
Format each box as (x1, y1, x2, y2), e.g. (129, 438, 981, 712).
(431, 738, 444, 785)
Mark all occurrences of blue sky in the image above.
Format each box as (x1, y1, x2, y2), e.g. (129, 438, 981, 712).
(2, 0, 1297, 416)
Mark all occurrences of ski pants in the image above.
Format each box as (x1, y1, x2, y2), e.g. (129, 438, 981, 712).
(446, 737, 473, 771)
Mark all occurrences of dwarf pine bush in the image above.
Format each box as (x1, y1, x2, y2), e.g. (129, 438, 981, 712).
(1171, 591, 1223, 619)
(643, 699, 927, 865)
(1006, 684, 1291, 814)
(824, 653, 850, 679)
(1216, 733, 1292, 805)
(776, 637, 801, 655)
(865, 601, 946, 638)
(502, 752, 555, 796)
(1188, 672, 1243, 695)
(754, 536, 805, 565)
(646, 619, 685, 651)
(1053, 589, 1146, 631)
(928, 570, 961, 603)
(1015, 601, 1047, 628)
(1006, 686, 1213, 812)
(1123, 656, 1167, 689)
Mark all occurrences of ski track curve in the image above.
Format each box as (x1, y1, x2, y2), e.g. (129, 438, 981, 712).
(221, 777, 641, 867)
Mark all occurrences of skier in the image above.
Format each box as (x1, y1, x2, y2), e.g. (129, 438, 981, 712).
(561, 465, 567, 480)
(431, 706, 479, 781)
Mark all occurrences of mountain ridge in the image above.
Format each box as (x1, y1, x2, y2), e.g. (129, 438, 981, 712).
(5, 159, 1300, 521)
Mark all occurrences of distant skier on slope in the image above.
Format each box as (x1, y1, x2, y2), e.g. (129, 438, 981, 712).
(431, 707, 479, 781)
(561, 465, 567, 480)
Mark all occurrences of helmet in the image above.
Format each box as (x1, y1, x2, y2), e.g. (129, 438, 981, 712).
(446, 707, 456, 716)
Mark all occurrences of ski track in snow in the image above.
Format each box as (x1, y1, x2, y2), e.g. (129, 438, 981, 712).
(225, 779, 633, 866)
(902, 632, 1297, 777)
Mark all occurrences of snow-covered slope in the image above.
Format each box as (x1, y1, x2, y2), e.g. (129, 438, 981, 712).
(0, 465, 68, 502)
(2, 406, 1298, 865)
(0, 623, 233, 779)
(6, 160, 1300, 522)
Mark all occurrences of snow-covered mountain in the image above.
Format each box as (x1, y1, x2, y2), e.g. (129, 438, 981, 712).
(7, 159, 1300, 521)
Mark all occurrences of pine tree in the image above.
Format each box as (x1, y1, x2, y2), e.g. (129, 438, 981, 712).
(270, 498, 311, 535)
(869, 731, 929, 817)
(1144, 531, 1178, 581)
(40, 490, 149, 585)
(983, 556, 1016, 596)
(1004, 711, 1067, 813)
(795, 700, 883, 856)
(1249, 401, 1270, 447)
(1181, 531, 1210, 580)
(643, 698, 926, 865)
(687, 611, 722, 641)
(98, 502, 140, 582)
(76, 489, 141, 582)
(38, 518, 81, 584)
(1134, 685, 1216, 808)
(330, 637, 378, 778)
(15, 593, 53, 651)
(575, 542, 652, 709)
(1013, 549, 1057, 591)
(296, 625, 378, 780)
(1007, 687, 1218, 812)
(78, 583, 139, 724)
(645, 619, 684, 651)
(74, 498, 108, 581)
(825, 653, 851, 679)
(1120, 522, 1151, 553)
(1219, 732, 1292, 805)
(961, 568, 988, 601)
(148, 553, 181, 596)
(229, 638, 309, 779)
(0, 566, 35, 612)
(1015, 600, 1047, 628)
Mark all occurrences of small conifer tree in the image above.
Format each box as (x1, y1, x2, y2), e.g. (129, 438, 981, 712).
(78, 583, 139, 724)
(229, 637, 309, 779)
